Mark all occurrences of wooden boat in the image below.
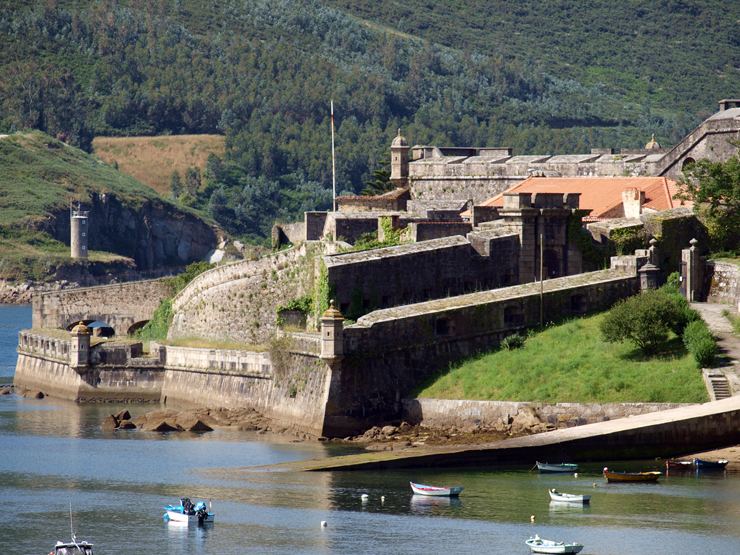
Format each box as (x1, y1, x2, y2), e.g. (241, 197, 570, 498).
(536, 461, 578, 473)
(526, 536, 584, 554)
(603, 468, 661, 482)
(665, 460, 692, 469)
(163, 498, 214, 524)
(548, 489, 591, 503)
(409, 481, 463, 497)
(693, 458, 728, 469)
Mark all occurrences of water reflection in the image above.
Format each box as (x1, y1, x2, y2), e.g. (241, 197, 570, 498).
(409, 494, 462, 515)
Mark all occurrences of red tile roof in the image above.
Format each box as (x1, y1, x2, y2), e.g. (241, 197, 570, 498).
(475, 176, 692, 218)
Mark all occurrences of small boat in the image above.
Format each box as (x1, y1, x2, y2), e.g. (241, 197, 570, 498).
(53, 504, 94, 554)
(526, 535, 584, 554)
(548, 489, 591, 504)
(693, 458, 728, 469)
(409, 482, 463, 497)
(665, 460, 692, 469)
(536, 462, 578, 473)
(603, 468, 661, 482)
(163, 498, 214, 524)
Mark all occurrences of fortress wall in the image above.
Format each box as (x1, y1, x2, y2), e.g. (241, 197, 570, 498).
(409, 222, 473, 242)
(323, 235, 518, 317)
(33, 279, 173, 335)
(159, 343, 330, 436)
(706, 261, 740, 305)
(170, 243, 326, 344)
(324, 268, 638, 436)
(403, 398, 690, 431)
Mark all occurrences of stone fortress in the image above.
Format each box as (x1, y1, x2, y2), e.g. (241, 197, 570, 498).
(14, 99, 740, 438)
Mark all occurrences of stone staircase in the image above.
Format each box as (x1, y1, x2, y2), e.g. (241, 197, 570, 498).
(704, 369, 733, 401)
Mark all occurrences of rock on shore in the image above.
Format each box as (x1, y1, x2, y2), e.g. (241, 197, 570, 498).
(101, 407, 273, 433)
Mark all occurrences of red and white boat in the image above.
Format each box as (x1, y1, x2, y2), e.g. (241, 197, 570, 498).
(410, 481, 464, 496)
(665, 460, 692, 469)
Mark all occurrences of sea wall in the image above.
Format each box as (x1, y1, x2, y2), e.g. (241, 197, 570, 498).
(402, 398, 690, 431)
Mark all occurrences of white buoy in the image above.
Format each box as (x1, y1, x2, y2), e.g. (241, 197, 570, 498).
(530, 515, 536, 523)
(321, 521, 327, 527)
(361, 494, 369, 501)
(574, 472, 578, 477)
(381, 496, 385, 503)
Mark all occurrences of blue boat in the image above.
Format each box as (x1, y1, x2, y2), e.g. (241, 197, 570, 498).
(163, 498, 215, 524)
(693, 458, 728, 469)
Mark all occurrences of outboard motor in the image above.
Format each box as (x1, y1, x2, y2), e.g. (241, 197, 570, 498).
(196, 506, 209, 523)
(181, 498, 195, 515)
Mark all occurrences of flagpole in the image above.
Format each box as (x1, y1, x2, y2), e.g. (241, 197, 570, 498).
(331, 100, 336, 213)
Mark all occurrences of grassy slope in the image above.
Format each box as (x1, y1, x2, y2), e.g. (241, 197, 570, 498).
(411, 312, 709, 404)
(93, 135, 225, 197)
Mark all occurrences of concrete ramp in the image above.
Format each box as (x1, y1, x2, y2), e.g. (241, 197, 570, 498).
(262, 396, 740, 471)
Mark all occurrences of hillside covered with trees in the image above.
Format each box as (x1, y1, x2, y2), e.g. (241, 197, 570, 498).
(1, 0, 738, 245)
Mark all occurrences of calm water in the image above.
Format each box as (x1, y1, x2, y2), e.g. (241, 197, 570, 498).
(2, 305, 740, 554)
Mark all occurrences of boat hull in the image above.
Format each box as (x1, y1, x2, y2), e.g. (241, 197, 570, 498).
(693, 458, 728, 469)
(526, 538, 584, 554)
(164, 509, 214, 523)
(665, 460, 692, 469)
(409, 482, 463, 496)
(603, 470, 661, 482)
(548, 490, 591, 503)
(537, 462, 578, 473)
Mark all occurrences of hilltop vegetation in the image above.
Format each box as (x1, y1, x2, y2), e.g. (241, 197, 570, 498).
(1, 0, 738, 244)
(0, 130, 213, 280)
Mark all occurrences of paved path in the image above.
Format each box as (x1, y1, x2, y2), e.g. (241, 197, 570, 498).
(691, 302, 740, 393)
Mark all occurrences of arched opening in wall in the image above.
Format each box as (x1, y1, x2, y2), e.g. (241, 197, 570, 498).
(66, 320, 115, 337)
(682, 157, 696, 171)
(543, 249, 560, 279)
(128, 321, 150, 336)
(570, 294, 587, 314)
(503, 305, 524, 326)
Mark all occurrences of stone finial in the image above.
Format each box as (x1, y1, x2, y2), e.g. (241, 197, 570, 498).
(649, 238, 658, 247)
(322, 300, 344, 320)
(690, 238, 698, 249)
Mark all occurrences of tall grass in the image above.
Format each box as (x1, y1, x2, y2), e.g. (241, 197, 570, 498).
(411, 312, 708, 404)
(93, 135, 225, 196)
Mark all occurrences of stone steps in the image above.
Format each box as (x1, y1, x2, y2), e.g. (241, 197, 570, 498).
(704, 370, 733, 401)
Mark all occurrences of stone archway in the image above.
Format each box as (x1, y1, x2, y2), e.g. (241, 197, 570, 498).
(543, 249, 560, 279)
(681, 157, 696, 171)
(127, 321, 150, 336)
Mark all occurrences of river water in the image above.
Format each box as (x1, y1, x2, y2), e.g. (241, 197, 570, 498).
(2, 304, 740, 555)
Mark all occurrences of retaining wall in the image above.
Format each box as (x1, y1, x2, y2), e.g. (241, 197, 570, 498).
(402, 398, 690, 431)
(706, 261, 740, 305)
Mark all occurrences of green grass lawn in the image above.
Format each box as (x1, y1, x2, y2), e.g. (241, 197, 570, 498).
(411, 312, 709, 404)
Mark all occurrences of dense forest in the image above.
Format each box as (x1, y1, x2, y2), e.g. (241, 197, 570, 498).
(0, 0, 737, 245)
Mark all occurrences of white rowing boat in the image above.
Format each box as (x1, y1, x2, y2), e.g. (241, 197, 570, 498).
(526, 536, 584, 554)
(548, 489, 591, 503)
(409, 481, 463, 496)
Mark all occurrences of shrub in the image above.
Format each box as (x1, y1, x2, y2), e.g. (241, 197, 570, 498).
(501, 333, 526, 350)
(600, 289, 684, 355)
(682, 320, 718, 367)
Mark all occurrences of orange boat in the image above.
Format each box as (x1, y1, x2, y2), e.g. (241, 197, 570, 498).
(603, 467, 661, 482)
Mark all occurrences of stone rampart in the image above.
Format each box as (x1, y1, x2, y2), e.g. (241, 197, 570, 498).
(408, 222, 473, 242)
(170, 243, 331, 344)
(33, 279, 173, 335)
(402, 398, 690, 431)
(323, 235, 519, 318)
(324, 267, 639, 436)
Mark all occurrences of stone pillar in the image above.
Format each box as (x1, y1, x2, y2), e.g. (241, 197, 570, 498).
(71, 209, 89, 258)
(320, 300, 344, 366)
(390, 130, 409, 189)
(621, 188, 645, 218)
(682, 238, 702, 302)
(639, 263, 660, 292)
(648, 237, 658, 265)
(70, 321, 92, 374)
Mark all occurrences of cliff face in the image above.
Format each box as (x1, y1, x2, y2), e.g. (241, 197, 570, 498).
(48, 193, 220, 270)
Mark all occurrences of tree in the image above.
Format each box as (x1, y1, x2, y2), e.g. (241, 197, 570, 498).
(600, 289, 684, 356)
(170, 170, 183, 198)
(675, 150, 740, 250)
(184, 167, 202, 196)
(360, 154, 394, 196)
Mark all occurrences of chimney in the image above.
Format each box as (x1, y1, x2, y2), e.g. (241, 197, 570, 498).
(622, 188, 645, 218)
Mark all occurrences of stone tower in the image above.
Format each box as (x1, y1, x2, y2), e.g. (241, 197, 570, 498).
(70, 206, 89, 258)
(320, 300, 344, 365)
(70, 321, 92, 373)
(390, 129, 409, 189)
